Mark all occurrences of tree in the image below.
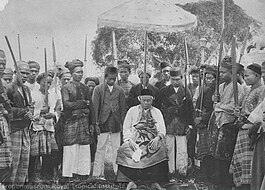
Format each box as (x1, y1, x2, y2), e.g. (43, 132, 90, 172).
(91, 0, 260, 71)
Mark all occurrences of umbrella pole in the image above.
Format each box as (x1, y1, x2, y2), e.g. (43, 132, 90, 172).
(112, 30, 118, 66)
(143, 31, 148, 88)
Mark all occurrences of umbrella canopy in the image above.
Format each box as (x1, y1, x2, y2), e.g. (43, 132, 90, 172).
(97, 0, 197, 33)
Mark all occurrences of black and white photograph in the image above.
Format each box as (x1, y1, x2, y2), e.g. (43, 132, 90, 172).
(0, 0, 265, 189)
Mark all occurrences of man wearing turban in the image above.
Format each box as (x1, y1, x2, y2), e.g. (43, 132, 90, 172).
(116, 88, 168, 190)
(61, 59, 96, 179)
(210, 56, 245, 190)
(2, 68, 13, 85)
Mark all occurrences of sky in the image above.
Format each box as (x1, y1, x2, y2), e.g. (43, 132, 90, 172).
(0, 0, 264, 76)
(0, 0, 8, 11)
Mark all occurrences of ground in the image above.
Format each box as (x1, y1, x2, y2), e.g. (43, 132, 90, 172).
(5, 143, 213, 190)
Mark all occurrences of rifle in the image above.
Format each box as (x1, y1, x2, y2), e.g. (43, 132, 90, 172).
(198, 68, 206, 116)
(238, 27, 250, 64)
(52, 38, 57, 94)
(5, 36, 29, 107)
(44, 48, 49, 108)
(84, 34, 87, 63)
(17, 34, 22, 60)
(231, 36, 238, 107)
(184, 37, 189, 99)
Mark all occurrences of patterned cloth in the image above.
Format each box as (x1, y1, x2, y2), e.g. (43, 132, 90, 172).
(230, 85, 265, 187)
(0, 116, 12, 169)
(30, 130, 58, 156)
(9, 128, 30, 184)
(117, 109, 168, 169)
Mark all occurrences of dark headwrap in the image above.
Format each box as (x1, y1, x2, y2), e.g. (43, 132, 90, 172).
(85, 77, 100, 86)
(220, 56, 232, 69)
(118, 60, 131, 73)
(28, 61, 40, 70)
(140, 88, 154, 97)
(36, 70, 54, 84)
(160, 62, 171, 70)
(205, 65, 217, 78)
(104, 66, 118, 77)
(65, 59, 84, 73)
(170, 67, 182, 77)
(247, 63, 261, 75)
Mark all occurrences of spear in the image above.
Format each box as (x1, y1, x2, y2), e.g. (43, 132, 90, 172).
(231, 36, 238, 107)
(5, 36, 29, 106)
(238, 27, 250, 64)
(52, 38, 57, 94)
(17, 34, 22, 60)
(84, 34, 87, 63)
(44, 48, 49, 108)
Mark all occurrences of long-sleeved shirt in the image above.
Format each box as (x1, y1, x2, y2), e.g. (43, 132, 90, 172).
(123, 105, 166, 142)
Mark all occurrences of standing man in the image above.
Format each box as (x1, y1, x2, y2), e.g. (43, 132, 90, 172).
(92, 66, 126, 179)
(61, 59, 95, 179)
(25, 61, 40, 93)
(230, 63, 265, 190)
(128, 68, 160, 109)
(155, 62, 172, 90)
(117, 60, 134, 103)
(160, 67, 194, 180)
(2, 68, 14, 85)
(188, 66, 200, 98)
(0, 50, 12, 188)
(211, 56, 245, 190)
(6, 61, 33, 184)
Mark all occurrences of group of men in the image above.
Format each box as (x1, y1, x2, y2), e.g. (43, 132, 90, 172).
(0, 46, 265, 190)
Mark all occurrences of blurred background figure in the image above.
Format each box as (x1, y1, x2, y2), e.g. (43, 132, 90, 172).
(2, 68, 13, 85)
(85, 77, 100, 95)
(155, 62, 172, 90)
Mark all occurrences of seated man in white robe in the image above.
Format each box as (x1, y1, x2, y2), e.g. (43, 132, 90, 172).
(116, 88, 168, 190)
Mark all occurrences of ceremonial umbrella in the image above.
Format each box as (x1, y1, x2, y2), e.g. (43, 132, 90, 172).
(97, 0, 197, 85)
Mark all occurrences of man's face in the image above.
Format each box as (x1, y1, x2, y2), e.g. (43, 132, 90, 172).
(39, 76, 53, 91)
(2, 75, 13, 84)
(60, 73, 71, 86)
(105, 74, 117, 86)
(170, 76, 182, 87)
(139, 74, 150, 85)
(162, 66, 171, 81)
(219, 67, 231, 83)
(191, 73, 200, 86)
(119, 68, 129, 81)
(205, 73, 216, 87)
(19, 69, 30, 83)
(29, 67, 39, 81)
(139, 95, 153, 110)
(244, 69, 259, 86)
(72, 67, 83, 82)
(0, 60, 6, 76)
(87, 81, 96, 93)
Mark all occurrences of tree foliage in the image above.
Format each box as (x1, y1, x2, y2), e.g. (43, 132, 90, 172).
(91, 0, 260, 70)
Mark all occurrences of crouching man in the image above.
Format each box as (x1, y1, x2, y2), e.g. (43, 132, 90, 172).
(116, 88, 168, 190)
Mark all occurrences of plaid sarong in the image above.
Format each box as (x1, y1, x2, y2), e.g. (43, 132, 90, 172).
(196, 127, 211, 159)
(0, 117, 12, 169)
(230, 129, 253, 187)
(9, 128, 30, 184)
(30, 130, 58, 157)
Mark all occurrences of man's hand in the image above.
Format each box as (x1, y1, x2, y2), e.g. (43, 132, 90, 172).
(40, 106, 50, 115)
(43, 113, 56, 119)
(95, 124, 101, 135)
(149, 136, 160, 150)
(194, 117, 202, 125)
(24, 111, 34, 120)
(129, 139, 138, 151)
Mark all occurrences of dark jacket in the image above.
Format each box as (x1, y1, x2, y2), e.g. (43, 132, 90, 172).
(61, 81, 95, 145)
(93, 83, 126, 133)
(155, 79, 167, 90)
(160, 85, 194, 135)
(127, 83, 161, 109)
(6, 81, 32, 133)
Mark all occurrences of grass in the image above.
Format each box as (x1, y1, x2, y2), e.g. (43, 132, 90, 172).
(6, 141, 212, 190)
